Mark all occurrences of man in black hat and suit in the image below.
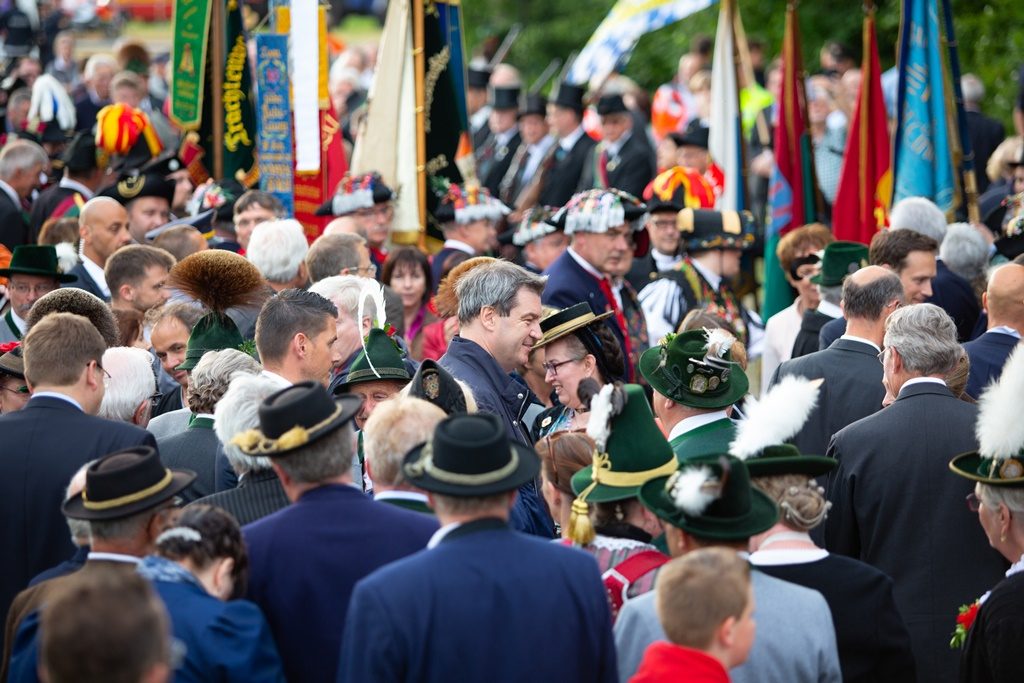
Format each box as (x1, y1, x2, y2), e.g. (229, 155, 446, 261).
(2, 445, 194, 678)
(478, 85, 522, 197)
(28, 132, 104, 241)
(237, 381, 437, 683)
(499, 93, 555, 209)
(578, 94, 656, 199)
(467, 63, 493, 151)
(0, 139, 49, 250)
(538, 81, 597, 208)
(0, 313, 157, 632)
(339, 413, 618, 683)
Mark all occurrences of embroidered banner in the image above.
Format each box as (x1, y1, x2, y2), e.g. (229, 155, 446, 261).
(169, 0, 212, 128)
(255, 34, 295, 216)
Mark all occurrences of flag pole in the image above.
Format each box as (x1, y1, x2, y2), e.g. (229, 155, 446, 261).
(731, 2, 769, 146)
(210, 0, 225, 180)
(412, 0, 427, 250)
(939, 0, 980, 223)
(728, 0, 749, 210)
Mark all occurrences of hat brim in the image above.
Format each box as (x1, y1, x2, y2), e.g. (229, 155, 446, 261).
(238, 394, 363, 457)
(334, 368, 411, 394)
(403, 440, 540, 497)
(949, 451, 1024, 486)
(639, 475, 779, 541)
(62, 469, 197, 521)
(569, 465, 646, 503)
(0, 267, 77, 283)
(745, 455, 837, 478)
(533, 310, 614, 350)
(638, 347, 749, 409)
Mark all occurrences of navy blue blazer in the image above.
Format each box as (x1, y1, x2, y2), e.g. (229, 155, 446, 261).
(62, 263, 108, 302)
(243, 484, 437, 683)
(964, 330, 1019, 399)
(542, 249, 627, 356)
(929, 260, 980, 342)
(337, 519, 617, 683)
(0, 396, 154, 626)
(430, 245, 473, 292)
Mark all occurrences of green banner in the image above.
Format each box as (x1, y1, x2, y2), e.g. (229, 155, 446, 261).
(170, 0, 212, 129)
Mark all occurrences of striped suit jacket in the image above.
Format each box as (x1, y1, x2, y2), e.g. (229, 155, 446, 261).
(189, 470, 290, 527)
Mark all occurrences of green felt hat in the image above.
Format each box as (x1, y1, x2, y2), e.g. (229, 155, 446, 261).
(0, 245, 77, 283)
(639, 454, 779, 541)
(175, 313, 246, 371)
(810, 241, 869, 287)
(639, 329, 748, 409)
(337, 328, 411, 391)
(743, 443, 837, 478)
(570, 384, 678, 504)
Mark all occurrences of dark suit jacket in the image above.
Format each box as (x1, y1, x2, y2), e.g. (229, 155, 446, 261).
(818, 315, 847, 351)
(157, 422, 221, 503)
(481, 130, 521, 197)
(577, 132, 657, 198)
(243, 484, 437, 683)
(929, 260, 980, 342)
(965, 110, 1005, 194)
(73, 93, 105, 133)
(771, 338, 886, 457)
(0, 396, 154, 633)
(824, 382, 1006, 683)
(337, 518, 617, 683)
(542, 249, 627, 357)
(62, 262, 107, 301)
(0, 189, 28, 250)
(625, 252, 658, 293)
(538, 131, 597, 208)
(963, 330, 1019, 399)
(28, 184, 75, 241)
(190, 469, 290, 527)
(793, 309, 837, 358)
(430, 245, 472, 292)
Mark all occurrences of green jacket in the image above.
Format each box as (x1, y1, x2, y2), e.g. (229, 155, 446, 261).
(669, 418, 737, 463)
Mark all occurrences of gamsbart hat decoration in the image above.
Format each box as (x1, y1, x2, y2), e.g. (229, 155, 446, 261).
(950, 346, 1024, 485)
(335, 281, 410, 393)
(639, 328, 749, 409)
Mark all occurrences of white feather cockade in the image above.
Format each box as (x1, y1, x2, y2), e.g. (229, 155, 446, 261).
(585, 383, 615, 453)
(670, 466, 718, 516)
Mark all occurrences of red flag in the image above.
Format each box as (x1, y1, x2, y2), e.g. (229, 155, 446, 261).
(832, 9, 892, 244)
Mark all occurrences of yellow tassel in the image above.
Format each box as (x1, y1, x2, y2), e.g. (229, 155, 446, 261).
(568, 498, 595, 546)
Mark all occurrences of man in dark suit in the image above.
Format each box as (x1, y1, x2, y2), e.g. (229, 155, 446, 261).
(339, 413, 617, 683)
(538, 81, 597, 208)
(239, 382, 437, 683)
(578, 94, 656, 199)
(73, 55, 115, 133)
(478, 85, 522, 197)
(964, 263, 1024, 398)
(0, 313, 155, 630)
(772, 266, 903, 456)
(962, 74, 1006, 194)
(0, 139, 48, 250)
(824, 304, 1007, 683)
(28, 133, 103, 241)
(498, 94, 555, 209)
(65, 197, 133, 302)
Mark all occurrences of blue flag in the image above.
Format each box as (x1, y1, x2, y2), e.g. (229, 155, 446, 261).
(893, 0, 955, 213)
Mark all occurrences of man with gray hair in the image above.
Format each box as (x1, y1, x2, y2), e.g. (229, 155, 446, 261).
(98, 347, 158, 427)
(0, 139, 49, 249)
(190, 373, 290, 525)
(305, 233, 373, 283)
(824, 303, 1007, 683)
(74, 54, 117, 133)
(157, 348, 261, 501)
(439, 259, 553, 536)
(961, 73, 1005, 192)
(246, 219, 310, 292)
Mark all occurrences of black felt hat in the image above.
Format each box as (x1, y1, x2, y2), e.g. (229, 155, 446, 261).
(519, 93, 547, 119)
(551, 81, 586, 114)
(62, 132, 99, 173)
(98, 172, 176, 207)
(0, 245, 77, 282)
(403, 413, 540, 496)
(490, 85, 521, 111)
(233, 381, 362, 457)
(62, 446, 196, 521)
(468, 66, 492, 90)
(141, 150, 185, 177)
(596, 94, 628, 116)
(677, 124, 709, 150)
(407, 359, 468, 415)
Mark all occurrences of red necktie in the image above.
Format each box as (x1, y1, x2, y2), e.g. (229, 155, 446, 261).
(594, 274, 634, 382)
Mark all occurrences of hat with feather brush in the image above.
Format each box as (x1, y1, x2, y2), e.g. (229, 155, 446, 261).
(168, 250, 267, 371)
(950, 346, 1024, 485)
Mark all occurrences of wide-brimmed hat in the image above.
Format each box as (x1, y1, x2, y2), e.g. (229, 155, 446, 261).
(639, 454, 779, 540)
(233, 381, 362, 457)
(0, 245, 77, 282)
(315, 171, 395, 217)
(403, 412, 540, 496)
(644, 166, 716, 214)
(810, 241, 869, 286)
(548, 188, 650, 257)
(950, 345, 1024, 486)
(63, 446, 196, 521)
(0, 343, 25, 379)
(533, 302, 613, 350)
(677, 208, 756, 252)
(639, 328, 748, 409)
(336, 328, 412, 393)
(406, 359, 468, 415)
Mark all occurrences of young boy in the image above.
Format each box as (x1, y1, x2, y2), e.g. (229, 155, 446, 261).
(630, 548, 756, 682)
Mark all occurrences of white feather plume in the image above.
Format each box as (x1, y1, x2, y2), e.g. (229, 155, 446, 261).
(977, 345, 1024, 459)
(670, 466, 718, 516)
(703, 327, 736, 359)
(29, 74, 76, 131)
(356, 280, 387, 378)
(585, 383, 615, 453)
(54, 242, 78, 274)
(729, 376, 822, 460)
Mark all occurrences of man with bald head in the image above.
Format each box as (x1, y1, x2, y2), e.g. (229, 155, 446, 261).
(65, 197, 132, 302)
(770, 265, 905, 456)
(963, 264, 1024, 398)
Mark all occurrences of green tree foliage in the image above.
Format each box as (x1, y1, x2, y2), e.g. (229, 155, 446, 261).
(463, 0, 1021, 127)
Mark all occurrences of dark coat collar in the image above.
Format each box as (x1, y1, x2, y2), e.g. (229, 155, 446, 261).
(25, 394, 83, 412)
(439, 517, 508, 544)
(445, 336, 523, 400)
(828, 337, 879, 356)
(896, 380, 954, 401)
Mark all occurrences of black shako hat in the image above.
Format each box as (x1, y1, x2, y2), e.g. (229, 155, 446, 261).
(551, 81, 586, 114)
(467, 66, 492, 90)
(403, 413, 540, 496)
(63, 446, 196, 521)
(406, 359, 468, 415)
(62, 132, 99, 173)
(98, 172, 176, 207)
(596, 94, 628, 116)
(233, 381, 362, 457)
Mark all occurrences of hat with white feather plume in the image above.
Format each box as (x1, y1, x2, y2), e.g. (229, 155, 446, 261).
(731, 376, 837, 477)
(950, 346, 1024, 485)
(638, 327, 748, 408)
(335, 281, 411, 391)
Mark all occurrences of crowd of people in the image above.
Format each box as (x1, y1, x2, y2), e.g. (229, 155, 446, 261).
(2, 10, 1024, 683)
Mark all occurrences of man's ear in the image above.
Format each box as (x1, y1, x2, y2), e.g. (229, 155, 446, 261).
(119, 283, 135, 302)
(132, 399, 149, 426)
(717, 614, 739, 649)
(478, 305, 497, 331)
(293, 332, 309, 358)
(981, 290, 988, 313)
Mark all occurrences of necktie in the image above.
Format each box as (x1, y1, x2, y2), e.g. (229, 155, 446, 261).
(594, 275, 634, 382)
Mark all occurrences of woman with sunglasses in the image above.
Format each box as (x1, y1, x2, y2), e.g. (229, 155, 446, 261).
(531, 302, 626, 439)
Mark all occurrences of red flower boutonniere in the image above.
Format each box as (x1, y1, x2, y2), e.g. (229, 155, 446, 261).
(384, 324, 398, 339)
(950, 600, 981, 649)
(0, 341, 20, 354)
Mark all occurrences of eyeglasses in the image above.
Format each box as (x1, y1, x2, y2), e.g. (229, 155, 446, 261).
(10, 282, 57, 296)
(542, 357, 584, 377)
(966, 492, 982, 512)
(94, 362, 111, 387)
(148, 392, 163, 411)
(355, 264, 377, 277)
(0, 383, 28, 395)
